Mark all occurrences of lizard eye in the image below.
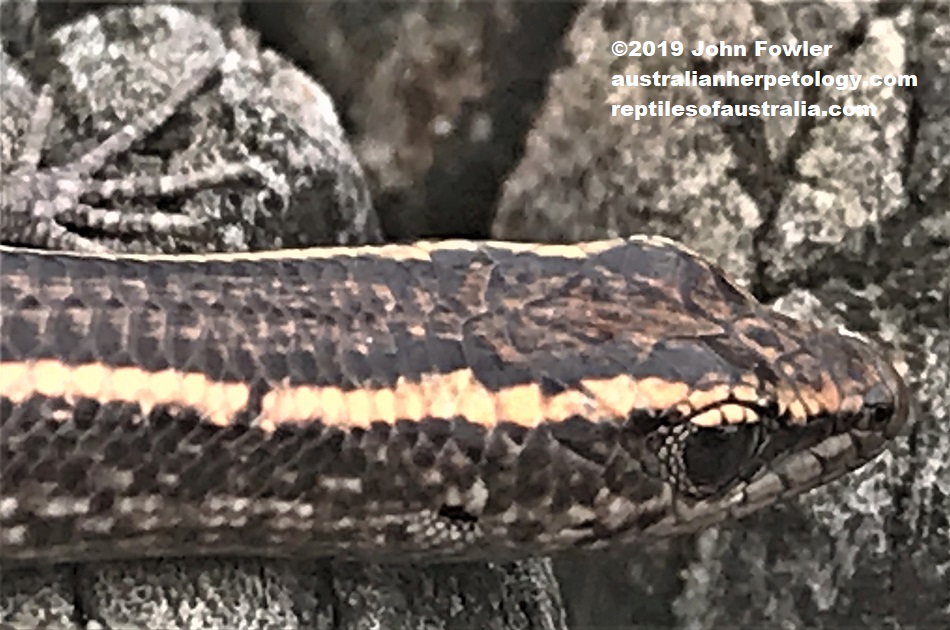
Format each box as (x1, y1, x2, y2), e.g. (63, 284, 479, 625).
(682, 423, 763, 496)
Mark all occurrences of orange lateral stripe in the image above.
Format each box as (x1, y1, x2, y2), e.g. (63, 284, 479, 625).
(1, 360, 775, 431)
(0, 360, 249, 427)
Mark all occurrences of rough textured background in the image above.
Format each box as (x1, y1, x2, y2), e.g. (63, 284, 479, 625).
(1, 1, 947, 629)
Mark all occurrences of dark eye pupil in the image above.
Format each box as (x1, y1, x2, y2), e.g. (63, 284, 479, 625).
(683, 424, 760, 495)
(870, 405, 891, 424)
